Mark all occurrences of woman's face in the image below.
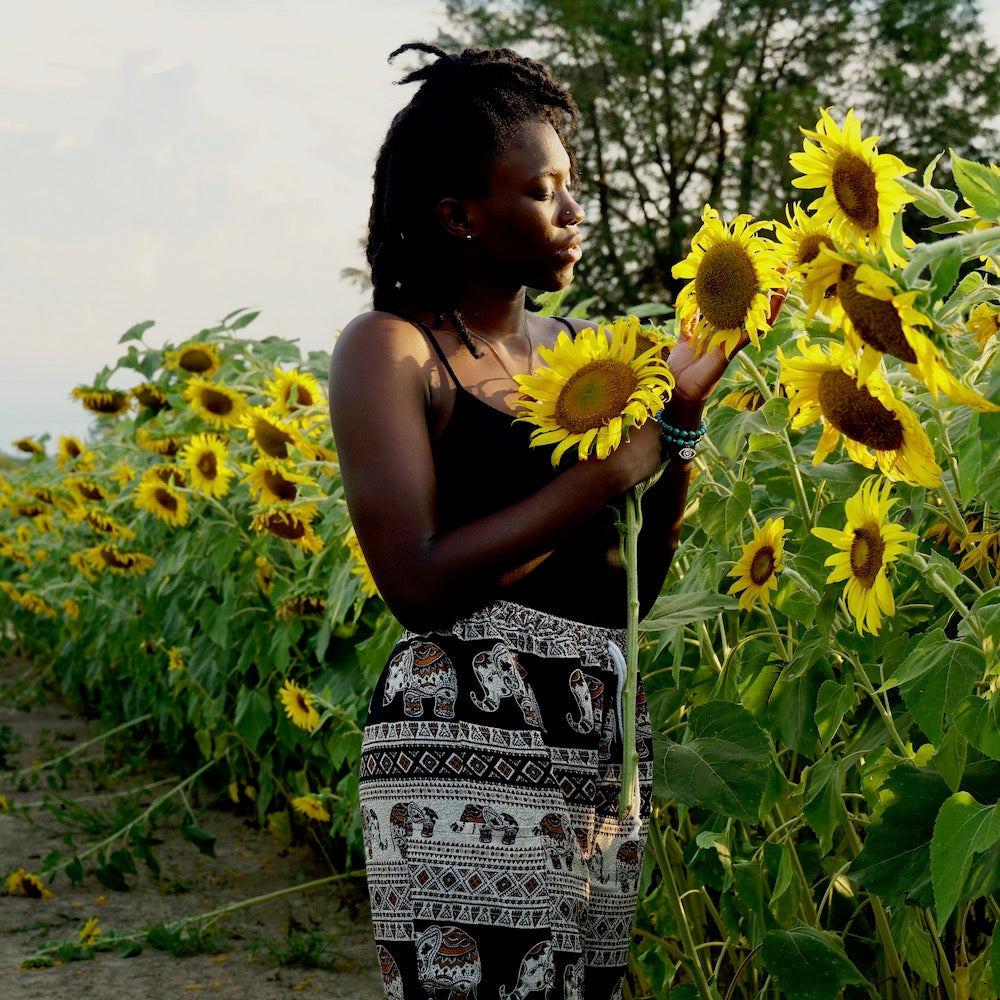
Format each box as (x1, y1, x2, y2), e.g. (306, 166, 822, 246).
(464, 118, 584, 292)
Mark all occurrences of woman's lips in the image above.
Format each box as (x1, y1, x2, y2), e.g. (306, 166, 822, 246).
(558, 242, 582, 263)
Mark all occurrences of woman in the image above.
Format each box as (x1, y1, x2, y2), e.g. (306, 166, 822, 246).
(330, 41, 758, 1000)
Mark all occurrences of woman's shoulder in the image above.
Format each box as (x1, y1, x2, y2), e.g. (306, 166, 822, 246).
(331, 310, 436, 371)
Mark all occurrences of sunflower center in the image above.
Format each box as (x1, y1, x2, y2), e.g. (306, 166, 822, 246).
(197, 452, 218, 479)
(99, 547, 131, 570)
(837, 265, 917, 362)
(180, 348, 215, 373)
(797, 233, 835, 266)
(850, 525, 886, 587)
(831, 152, 880, 232)
(200, 388, 235, 415)
(554, 360, 638, 434)
(78, 484, 104, 501)
(749, 546, 776, 586)
(255, 419, 293, 459)
(817, 369, 905, 451)
(64, 440, 82, 458)
(154, 488, 178, 513)
(267, 512, 305, 540)
(694, 242, 758, 330)
(264, 469, 297, 501)
(289, 384, 314, 408)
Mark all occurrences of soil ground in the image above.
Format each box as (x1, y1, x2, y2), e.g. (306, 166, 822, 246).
(0, 654, 384, 1000)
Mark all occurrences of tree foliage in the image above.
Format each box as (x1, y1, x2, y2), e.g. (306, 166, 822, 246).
(435, 0, 1000, 313)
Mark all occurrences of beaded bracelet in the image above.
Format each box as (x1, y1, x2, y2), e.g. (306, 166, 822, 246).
(654, 411, 706, 461)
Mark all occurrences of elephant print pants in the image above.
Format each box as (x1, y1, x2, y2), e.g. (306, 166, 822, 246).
(359, 600, 653, 1000)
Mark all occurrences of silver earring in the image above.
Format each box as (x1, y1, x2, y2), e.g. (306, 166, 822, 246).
(465, 234, 473, 241)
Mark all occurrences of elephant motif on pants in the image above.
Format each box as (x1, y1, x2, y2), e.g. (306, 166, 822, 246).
(376, 944, 404, 1000)
(389, 801, 439, 857)
(383, 641, 457, 718)
(451, 803, 519, 845)
(563, 956, 585, 1000)
(565, 669, 604, 734)
(470, 644, 543, 728)
(615, 838, 643, 892)
(415, 924, 482, 999)
(361, 804, 386, 854)
(498, 939, 554, 999)
(533, 812, 575, 871)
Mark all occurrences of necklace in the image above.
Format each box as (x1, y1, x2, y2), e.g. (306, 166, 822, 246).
(464, 320, 534, 382)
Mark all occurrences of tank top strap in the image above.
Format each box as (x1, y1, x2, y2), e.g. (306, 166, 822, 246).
(408, 319, 463, 391)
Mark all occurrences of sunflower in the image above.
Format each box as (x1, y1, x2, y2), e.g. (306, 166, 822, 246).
(57, 435, 92, 469)
(132, 383, 170, 411)
(843, 264, 998, 410)
(242, 457, 316, 504)
(812, 477, 917, 634)
(778, 337, 942, 487)
(182, 377, 247, 428)
(167, 647, 186, 672)
(81, 544, 157, 577)
(133, 477, 190, 527)
(179, 433, 235, 498)
(135, 427, 182, 456)
(250, 503, 324, 553)
(344, 525, 380, 598)
(164, 340, 221, 377)
(671, 205, 787, 356)
(265, 366, 326, 417)
(6, 869, 54, 899)
(255, 555, 275, 596)
(773, 201, 837, 277)
(958, 528, 1000, 574)
(291, 794, 331, 823)
(69, 506, 137, 541)
(276, 593, 327, 621)
(110, 463, 135, 489)
(242, 406, 307, 461)
(513, 315, 674, 465)
(66, 477, 110, 505)
(19, 591, 57, 617)
(12, 438, 44, 456)
(968, 302, 1000, 349)
(61, 598, 80, 619)
(278, 678, 320, 731)
(790, 108, 914, 265)
(79, 917, 101, 946)
(727, 518, 789, 610)
(71, 386, 132, 416)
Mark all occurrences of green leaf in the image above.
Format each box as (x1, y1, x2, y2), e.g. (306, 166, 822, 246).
(890, 906, 938, 985)
(889, 630, 982, 743)
(951, 151, 1000, 222)
(761, 926, 867, 1000)
(768, 842, 801, 926)
(654, 702, 772, 822)
(118, 319, 155, 343)
(641, 589, 738, 631)
(928, 245, 964, 303)
(931, 725, 968, 792)
(849, 764, 950, 907)
(802, 755, 848, 855)
(931, 792, 1000, 925)
(227, 308, 261, 330)
(814, 678, 855, 749)
(181, 820, 217, 858)
(696, 480, 752, 545)
(94, 863, 131, 892)
(234, 687, 272, 748)
(65, 857, 84, 885)
(954, 693, 1000, 761)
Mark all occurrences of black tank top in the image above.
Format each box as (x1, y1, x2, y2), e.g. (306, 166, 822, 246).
(416, 321, 629, 627)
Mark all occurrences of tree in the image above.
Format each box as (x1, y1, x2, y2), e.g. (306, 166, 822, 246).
(436, 0, 1000, 313)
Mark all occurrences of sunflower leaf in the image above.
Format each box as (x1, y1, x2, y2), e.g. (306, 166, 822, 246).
(931, 792, 1000, 925)
(950, 151, 1000, 222)
(954, 694, 1000, 761)
(760, 926, 867, 1000)
(641, 590, 738, 631)
(118, 319, 155, 344)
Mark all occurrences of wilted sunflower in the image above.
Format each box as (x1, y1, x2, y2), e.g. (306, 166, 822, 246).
(265, 366, 326, 417)
(81, 544, 157, 577)
(182, 377, 246, 428)
(250, 503, 324, 553)
(842, 264, 997, 411)
(773, 201, 837, 277)
(242, 457, 316, 504)
(291, 794, 330, 823)
(133, 477, 189, 527)
(278, 678, 320, 730)
(255, 555, 275, 596)
(167, 647, 186, 672)
(778, 337, 942, 487)
(19, 591, 57, 617)
(135, 427, 182, 456)
(671, 205, 786, 356)
(164, 340, 221, 377)
(790, 108, 914, 265)
(812, 477, 917, 634)
(69, 506, 137, 542)
(727, 518, 789, 610)
(242, 406, 306, 462)
(131, 383, 170, 411)
(12, 438, 44, 456)
(6, 869, 54, 899)
(79, 917, 101, 947)
(968, 302, 1000, 349)
(958, 527, 1000, 575)
(276, 593, 327, 621)
(513, 315, 674, 465)
(71, 385, 132, 416)
(179, 433, 235, 498)
(344, 525, 379, 598)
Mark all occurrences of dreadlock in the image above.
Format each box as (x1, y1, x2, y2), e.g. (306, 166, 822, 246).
(367, 42, 579, 356)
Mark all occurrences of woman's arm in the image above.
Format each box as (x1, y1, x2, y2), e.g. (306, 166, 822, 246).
(329, 312, 665, 632)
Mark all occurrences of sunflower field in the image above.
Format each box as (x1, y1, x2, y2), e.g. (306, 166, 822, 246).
(2, 107, 1000, 999)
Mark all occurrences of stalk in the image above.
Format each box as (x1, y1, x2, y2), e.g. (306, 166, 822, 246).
(618, 483, 642, 818)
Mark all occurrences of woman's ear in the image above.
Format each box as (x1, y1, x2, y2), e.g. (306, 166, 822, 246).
(437, 197, 473, 240)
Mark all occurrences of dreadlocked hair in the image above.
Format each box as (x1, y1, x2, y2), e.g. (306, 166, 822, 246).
(367, 42, 579, 356)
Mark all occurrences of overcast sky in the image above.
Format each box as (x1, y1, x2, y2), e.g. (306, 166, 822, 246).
(3, 0, 1000, 450)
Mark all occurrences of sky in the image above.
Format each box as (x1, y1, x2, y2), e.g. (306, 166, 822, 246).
(3, 0, 1000, 451)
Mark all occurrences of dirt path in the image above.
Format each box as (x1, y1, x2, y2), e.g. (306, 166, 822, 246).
(0, 655, 384, 1000)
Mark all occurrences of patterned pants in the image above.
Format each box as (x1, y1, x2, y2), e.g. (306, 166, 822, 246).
(358, 601, 653, 1000)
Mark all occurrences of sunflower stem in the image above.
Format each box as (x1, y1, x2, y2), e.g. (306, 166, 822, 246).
(903, 226, 1000, 282)
(618, 484, 642, 819)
